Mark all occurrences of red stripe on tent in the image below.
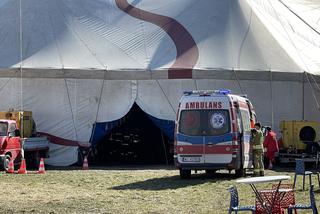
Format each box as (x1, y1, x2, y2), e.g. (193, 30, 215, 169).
(38, 132, 90, 147)
(115, 0, 199, 79)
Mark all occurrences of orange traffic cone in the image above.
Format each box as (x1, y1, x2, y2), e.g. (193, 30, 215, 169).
(37, 158, 46, 174)
(6, 158, 14, 174)
(82, 156, 89, 170)
(18, 158, 27, 174)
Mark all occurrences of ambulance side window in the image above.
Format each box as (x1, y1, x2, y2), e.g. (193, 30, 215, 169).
(236, 110, 243, 134)
(240, 110, 251, 132)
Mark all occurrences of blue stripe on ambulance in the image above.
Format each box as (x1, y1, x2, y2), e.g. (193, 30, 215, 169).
(177, 133, 233, 145)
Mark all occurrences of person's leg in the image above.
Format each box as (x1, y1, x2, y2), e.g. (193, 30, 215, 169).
(267, 152, 274, 169)
(258, 153, 265, 176)
(253, 152, 259, 176)
(268, 159, 273, 169)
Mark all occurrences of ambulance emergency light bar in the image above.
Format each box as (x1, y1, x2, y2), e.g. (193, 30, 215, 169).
(183, 89, 231, 96)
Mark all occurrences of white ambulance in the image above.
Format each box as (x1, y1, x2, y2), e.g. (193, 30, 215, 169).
(174, 89, 256, 178)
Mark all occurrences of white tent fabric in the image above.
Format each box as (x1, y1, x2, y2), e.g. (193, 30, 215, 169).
(0, 0, 319, 166)
(0, 0, 306, 72)
(247, 0, 320, 74)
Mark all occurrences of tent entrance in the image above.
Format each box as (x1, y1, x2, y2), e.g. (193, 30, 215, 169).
(92, 103, 173, 165)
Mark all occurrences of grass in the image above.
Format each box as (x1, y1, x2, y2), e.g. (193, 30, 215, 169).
(0, 166, 319, 214)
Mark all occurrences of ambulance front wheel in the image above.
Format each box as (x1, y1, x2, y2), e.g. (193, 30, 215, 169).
(179, 169, 191, 179)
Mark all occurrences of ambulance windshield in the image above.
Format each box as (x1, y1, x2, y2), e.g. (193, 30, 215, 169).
(179, 110, 230, 136)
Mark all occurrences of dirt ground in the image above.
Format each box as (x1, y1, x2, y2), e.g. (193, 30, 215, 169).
(0, 165, 319, 214)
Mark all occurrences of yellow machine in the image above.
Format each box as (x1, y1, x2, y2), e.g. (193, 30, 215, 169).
(0, 110, 33, 138)
(280, 120, 320, 151)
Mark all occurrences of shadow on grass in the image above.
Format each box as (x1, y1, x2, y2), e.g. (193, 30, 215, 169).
(45, 164, 176, 171)
(268, 166, 295, 173)
(111, 172, 238, 190)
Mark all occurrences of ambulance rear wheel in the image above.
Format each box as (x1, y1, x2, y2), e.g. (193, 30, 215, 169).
(235, 168, 245, 177)
(206, 169, 216, 177)
(180, 169, 191, 179)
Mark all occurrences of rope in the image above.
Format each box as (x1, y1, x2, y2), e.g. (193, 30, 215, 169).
(266, 0, 311, 71)
(63, 77, 79, 141)
(90, 69, 107, 143)
(305, 72, 320, 109)
(234, 3, 251, 95)
(233, 68, 245, 95)
(138, 4, 150, 70)
(48, 3, 64, 69)
(161, 131, 168, 165)
(278, 0, 320, 36)
(266, 0, 320, 112)
(228, 1, 245, 96)
(19, 0, 24, 137)
(194, 79, 198, 90)
(57, 1, 106, 68)
(156, 80, 176, 115)
(0, 78, 13, 94)
(237, 9, 252, 69)
(310, 73, 320, 92)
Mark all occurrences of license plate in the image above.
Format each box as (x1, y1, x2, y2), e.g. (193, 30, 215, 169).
(182, 156, 200, 162)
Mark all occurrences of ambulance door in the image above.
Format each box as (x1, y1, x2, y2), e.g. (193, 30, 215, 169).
(176, 108, 205, 165)
(204, 106, 233, 165)
(238, 106, 252, 168)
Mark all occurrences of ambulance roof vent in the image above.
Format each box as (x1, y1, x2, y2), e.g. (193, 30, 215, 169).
(183, 89, 231, 96)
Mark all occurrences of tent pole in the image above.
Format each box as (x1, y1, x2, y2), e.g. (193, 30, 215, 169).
(303, 72, 305, 120)
(19, 0, 24, 139)
(305, 72, 320, 114)
(270, 70, 274, 128)
(194, 79, 198, 90)
(161, 131, 169, 165)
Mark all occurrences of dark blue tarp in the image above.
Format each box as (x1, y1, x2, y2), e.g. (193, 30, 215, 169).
(90, 119, 121, 145)
(90, 114, 174, 145)
(147, 114, 174, 141)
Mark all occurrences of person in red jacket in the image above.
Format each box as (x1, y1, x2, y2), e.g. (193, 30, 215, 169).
(263, 127, 279, 169)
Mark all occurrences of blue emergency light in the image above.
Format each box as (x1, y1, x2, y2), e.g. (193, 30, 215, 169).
(216, 89, 231, 95)
(183, 89, 231, 96)
(183, 90, 193, 95)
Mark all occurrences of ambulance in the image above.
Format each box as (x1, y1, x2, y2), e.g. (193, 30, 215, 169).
(174, 89, 256, 178)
